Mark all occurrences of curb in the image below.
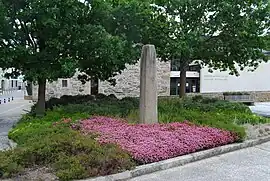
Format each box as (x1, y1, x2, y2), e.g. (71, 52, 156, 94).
(79, 136, 270, 181)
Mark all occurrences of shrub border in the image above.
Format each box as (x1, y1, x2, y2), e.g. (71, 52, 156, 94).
(79, 136, 270, 181)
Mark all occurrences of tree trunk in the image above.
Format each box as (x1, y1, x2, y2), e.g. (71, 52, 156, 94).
(36, 78, 46, 117)
(91, 78, 99, 95)
(179, 66, 187, 98)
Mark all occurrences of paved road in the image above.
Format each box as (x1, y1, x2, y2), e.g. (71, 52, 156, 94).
(0, 90, 25, 103)
(129, 142, 270, 181)
(250, 102, 270, 117)
(0, 95, 32, 151)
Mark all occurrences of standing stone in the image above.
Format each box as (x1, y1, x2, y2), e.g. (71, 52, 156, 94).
(140, 44, 158, 124)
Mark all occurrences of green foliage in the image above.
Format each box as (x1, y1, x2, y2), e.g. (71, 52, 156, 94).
(154, 0, 270, 96)
(0, 0, 158, 115)
(34, 95, 270, 140)
(2, 95, 270, 180)
(1, 113, 135, 181)
(30, 94, 139, 118)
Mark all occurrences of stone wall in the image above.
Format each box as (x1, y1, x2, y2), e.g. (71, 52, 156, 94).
(32, 60, 170, 100)
(99, 60, 171, 98)
(32, 72, 91, 101)
(186, 92, 270, 102)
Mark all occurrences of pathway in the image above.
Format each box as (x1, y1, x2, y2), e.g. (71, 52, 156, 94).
(0, 92, 32, 151)
(129, 142, 270, 181)
(250, 102, 270, 117)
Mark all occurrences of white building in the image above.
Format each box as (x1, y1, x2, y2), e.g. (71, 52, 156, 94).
(0, 68, 24, 91)
(32, 53, 270, 102)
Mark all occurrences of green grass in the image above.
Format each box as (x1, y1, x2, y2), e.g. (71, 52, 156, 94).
(0, 111, 135, 181)
(55, 96, 270, 140)
(1, 95, 270, 180)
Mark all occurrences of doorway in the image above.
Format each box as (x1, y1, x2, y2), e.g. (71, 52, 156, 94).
(1, 80, 4, 90)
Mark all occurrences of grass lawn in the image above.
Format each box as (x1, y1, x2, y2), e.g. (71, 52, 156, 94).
(0, 95, 269, 181)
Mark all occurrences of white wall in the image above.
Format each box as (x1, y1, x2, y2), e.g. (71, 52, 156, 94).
(200, 61, 270, 93)
(0, 68, 24, 90)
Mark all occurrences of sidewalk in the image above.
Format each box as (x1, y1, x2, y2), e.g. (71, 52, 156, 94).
(0, 100, 32, 151)
(250, 102, 270, 117)
(0, 90, 25, 104)
(129, 142, 270, 181)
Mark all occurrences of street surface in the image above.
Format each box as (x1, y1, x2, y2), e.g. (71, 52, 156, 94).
(0, 91, 32, 150)
(250, 102, 270, 117)
(130, 102, 270, 181)
(130, 142, 270, 181)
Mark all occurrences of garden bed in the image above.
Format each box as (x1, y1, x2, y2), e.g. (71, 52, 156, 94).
(1, 95, 270, 181)
(78, 116, 238, 164)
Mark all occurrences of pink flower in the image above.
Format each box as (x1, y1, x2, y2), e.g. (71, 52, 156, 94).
(77, 116, 238, 164)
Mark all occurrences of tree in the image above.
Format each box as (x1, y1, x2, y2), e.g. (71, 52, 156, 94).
(0, 0, 91, 116)
(0, 0, 147, 116)
(77, 0, 171, 86)
(155, 0, 270, 97)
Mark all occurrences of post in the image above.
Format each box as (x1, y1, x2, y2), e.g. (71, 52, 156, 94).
(140, 44, 158, 124)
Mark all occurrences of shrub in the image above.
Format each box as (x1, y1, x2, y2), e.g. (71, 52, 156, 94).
(1, 131, 135, 180)
(79, 116, 238, 164)
(1, 114, 135, 181)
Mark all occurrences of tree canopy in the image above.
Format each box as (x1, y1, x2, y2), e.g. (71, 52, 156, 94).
(0, 0, 154, 115)
(155, 0, 270, 97)
(0, 0, 269, 114)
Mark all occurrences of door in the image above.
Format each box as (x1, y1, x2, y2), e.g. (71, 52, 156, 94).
(1, 80, 4, 90)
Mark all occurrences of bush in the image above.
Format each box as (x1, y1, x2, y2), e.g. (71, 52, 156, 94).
(53, 97, 139, 118)
(1, 114, 135, 181)
(29, 95, 268, 140)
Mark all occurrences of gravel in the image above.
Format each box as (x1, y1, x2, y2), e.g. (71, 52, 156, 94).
(243, 123, 270, 140)
(0, 167, 59, 181)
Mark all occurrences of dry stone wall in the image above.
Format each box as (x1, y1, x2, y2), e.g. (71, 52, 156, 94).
(32, 72, 91, 101)
(99, 60, 171, 98)
(32, 60, 171, 100)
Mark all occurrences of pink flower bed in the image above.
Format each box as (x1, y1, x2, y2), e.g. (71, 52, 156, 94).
(78, 116, 238, 164)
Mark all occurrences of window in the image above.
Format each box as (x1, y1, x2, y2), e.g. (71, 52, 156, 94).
(171, 60, 201, 72)
(171, 59, 181, 71)
(62, 80, 68, 87)
(170, 77, 200, 95)
(11, 80, 14, 88)
(15, 81, 18, 87)
(189, 65, 201, 72)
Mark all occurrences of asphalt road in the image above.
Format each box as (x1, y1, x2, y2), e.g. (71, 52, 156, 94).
(250, 102, 270, 117)
(0, 91, 32, 150)
(129, 142, 270, 181)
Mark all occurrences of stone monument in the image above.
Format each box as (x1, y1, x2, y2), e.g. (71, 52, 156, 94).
(140, 44, 158, 124)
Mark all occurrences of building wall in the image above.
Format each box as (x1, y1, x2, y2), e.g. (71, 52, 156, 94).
(32, 59, 171, 100)
(200, 61, 270, 93)
(32, 71, 91, 101)
(186, 91, 270, 102)
(0, 68, 23, 90)
(99, 60, 171, 98)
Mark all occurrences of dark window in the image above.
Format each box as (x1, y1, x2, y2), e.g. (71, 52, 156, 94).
(170, 77, 200, 95)
(170, 78, 179, 95)
(11, 80, 14, 87)
(1, 80, 4, 89)
(188, 65, 201, 72)
(15, 81, 18, 87)
(171, 59, 181, 71)
(171, 60, 201, 72)
(62, 80, 68, 87)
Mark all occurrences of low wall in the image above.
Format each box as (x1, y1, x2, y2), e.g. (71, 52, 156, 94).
(187, 91, 270, 102)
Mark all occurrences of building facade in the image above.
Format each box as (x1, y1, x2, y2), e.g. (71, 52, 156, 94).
(0, 68, 24, 91)
(32, 57, 270, 102)
(32, 60, 171, 100)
